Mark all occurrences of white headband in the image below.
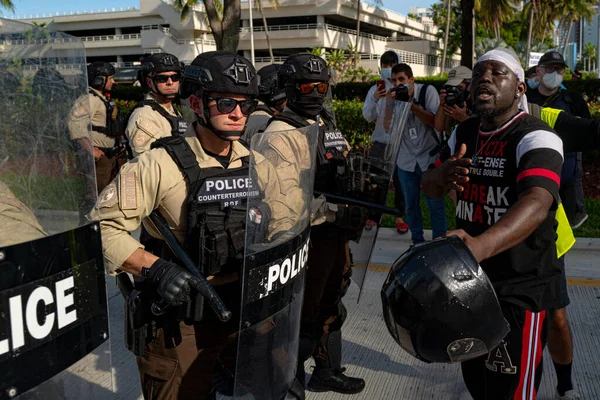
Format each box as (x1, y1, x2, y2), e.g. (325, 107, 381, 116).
(476, 49, 525, 83)
(475, 49, 528, 113)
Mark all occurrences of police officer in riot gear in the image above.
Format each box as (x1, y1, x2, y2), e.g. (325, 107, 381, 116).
(242, 64, 287, 142)
(90, 51, 299, 400)
(68, 61, 121, 194)
(126, 53, 188, 157)
(263, 53, 366, 394)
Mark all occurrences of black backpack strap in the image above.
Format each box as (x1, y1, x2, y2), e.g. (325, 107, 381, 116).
(268, 110, 310, 129)
(151, 136, 202, 185)
(417, 83, 430, 108)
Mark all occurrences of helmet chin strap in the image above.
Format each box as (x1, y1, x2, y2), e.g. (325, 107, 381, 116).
(151, 78, 176, 100)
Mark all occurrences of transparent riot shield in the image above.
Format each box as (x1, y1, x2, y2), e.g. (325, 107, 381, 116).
(226, 124, 318, 399)
(0, 19, 112, 399)
(342, 98, 410, 300)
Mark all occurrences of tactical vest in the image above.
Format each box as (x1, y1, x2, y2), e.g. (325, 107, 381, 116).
(89, 89, 120, 137)
(269, 110, 350, 194)
(136, 98, 188, 136)
(151, 136, 255, 276)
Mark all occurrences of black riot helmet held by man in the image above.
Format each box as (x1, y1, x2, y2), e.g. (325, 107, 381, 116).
(180, 51, 259, 140)
(278, 53, 330, 119)
(141, 53, 183, 99)
(381, 236, 510, 364)
(87, 61, 115, 92)
(257, 64, 286, 112)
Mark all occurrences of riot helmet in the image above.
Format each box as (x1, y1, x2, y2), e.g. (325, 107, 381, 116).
(180, 51, 259, 140)
(87, 61, 115, 92)
(278, 53, 330, 118)
(257, 64, 286, 112)
(142, 53, 183, 99)
(381, 236, 510, 363)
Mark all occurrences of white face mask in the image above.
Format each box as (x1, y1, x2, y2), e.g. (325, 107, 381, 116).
(527, 77, 540, 90)
(542, 71, 563, 89)
(381, 68, 392, 81)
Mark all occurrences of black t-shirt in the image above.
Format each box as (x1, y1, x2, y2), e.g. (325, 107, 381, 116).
(204, 147, 232, 168)
(449, 112, 564, 312)
(527, 88, 590, 118)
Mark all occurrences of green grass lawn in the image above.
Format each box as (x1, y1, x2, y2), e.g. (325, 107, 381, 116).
(380, 192, 600, 239)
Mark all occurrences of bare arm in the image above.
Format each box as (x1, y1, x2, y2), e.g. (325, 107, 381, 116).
(448, 186, 554, 263)
(434, 89, 448, 133)
(422, 143, 471, 199)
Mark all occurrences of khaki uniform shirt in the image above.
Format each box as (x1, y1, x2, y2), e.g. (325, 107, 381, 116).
(89, 124, 293, 274)
(0, 182, 46, 247)
(68, 88, 114, 148)
(126, 93, 181, 157)
(261, 108, 335, 225)
(242, 106, 272, 143)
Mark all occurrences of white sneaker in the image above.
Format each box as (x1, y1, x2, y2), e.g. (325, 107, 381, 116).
(556, 389, 582, 400)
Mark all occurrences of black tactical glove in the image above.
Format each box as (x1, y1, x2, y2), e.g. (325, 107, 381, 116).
(144, 259, 198, 306)
(334, 204, 368, 231)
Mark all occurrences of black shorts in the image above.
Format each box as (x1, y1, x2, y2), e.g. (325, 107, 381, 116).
(461, 303, 550, 400)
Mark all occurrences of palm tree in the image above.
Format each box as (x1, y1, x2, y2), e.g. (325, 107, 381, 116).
(173, 0, 241, 52)
(558, 0, 595, 56)
(583, 42, 597, 71)
(255, 0, 279, 64)
(0, 0, 14, 11)
(461, 0, 476, 68)
(476, 0, 519, 40)
(354, 0, 383, 68)
(440, 0, 452, 76)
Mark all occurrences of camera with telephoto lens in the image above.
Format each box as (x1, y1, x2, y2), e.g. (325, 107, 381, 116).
(393, 84, 410, 102)
(444, 85, 466, 108)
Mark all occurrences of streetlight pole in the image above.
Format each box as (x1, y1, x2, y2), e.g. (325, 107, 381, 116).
(249, 0, 255, 65)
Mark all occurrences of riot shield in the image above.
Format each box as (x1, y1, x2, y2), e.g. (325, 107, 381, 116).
(0, 19, 112, 399)
(342, 98, 410, 300)
(226, 124, 318, 399)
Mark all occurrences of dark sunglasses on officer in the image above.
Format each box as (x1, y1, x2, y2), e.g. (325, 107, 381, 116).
(207, 97, 258, 116)
(153, 73, 182, 83)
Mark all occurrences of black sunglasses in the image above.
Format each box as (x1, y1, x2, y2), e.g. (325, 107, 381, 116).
(207, 97, 258, 115)
(153, 73, 181, 83)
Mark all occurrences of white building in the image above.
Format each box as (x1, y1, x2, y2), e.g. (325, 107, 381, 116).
(9, 0, 459, 76)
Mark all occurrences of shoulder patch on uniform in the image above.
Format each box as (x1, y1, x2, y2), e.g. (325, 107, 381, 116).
(268, 134, 294, 163)
(120, 172, 138, 210)
(97, 182, 118, 208)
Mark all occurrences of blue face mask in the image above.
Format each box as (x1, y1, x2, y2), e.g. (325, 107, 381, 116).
(527, 77, 540, 90)
(381, 68, 392, 81)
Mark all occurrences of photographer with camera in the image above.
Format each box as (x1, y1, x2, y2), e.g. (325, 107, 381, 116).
(434, 66, 472, 139)
(388, 63, 446, 244)
(362, 51, 408, 233)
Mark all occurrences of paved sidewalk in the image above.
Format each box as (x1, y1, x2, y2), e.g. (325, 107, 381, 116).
(104, 228, 600, 399)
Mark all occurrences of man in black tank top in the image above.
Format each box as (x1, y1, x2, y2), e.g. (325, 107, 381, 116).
(423, 48, 564, 400)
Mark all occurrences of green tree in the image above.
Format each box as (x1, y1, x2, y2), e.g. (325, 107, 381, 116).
(0, 0, 14, 12)
(353, 0, 383, 68)
(583, 42, 597, 71)
(432, 0, 462, 65)
(174, 0, 241, 52)
(557, 0, 596, 55)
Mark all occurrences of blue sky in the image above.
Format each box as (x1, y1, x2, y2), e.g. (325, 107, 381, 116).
(4, 0, 437, 19)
